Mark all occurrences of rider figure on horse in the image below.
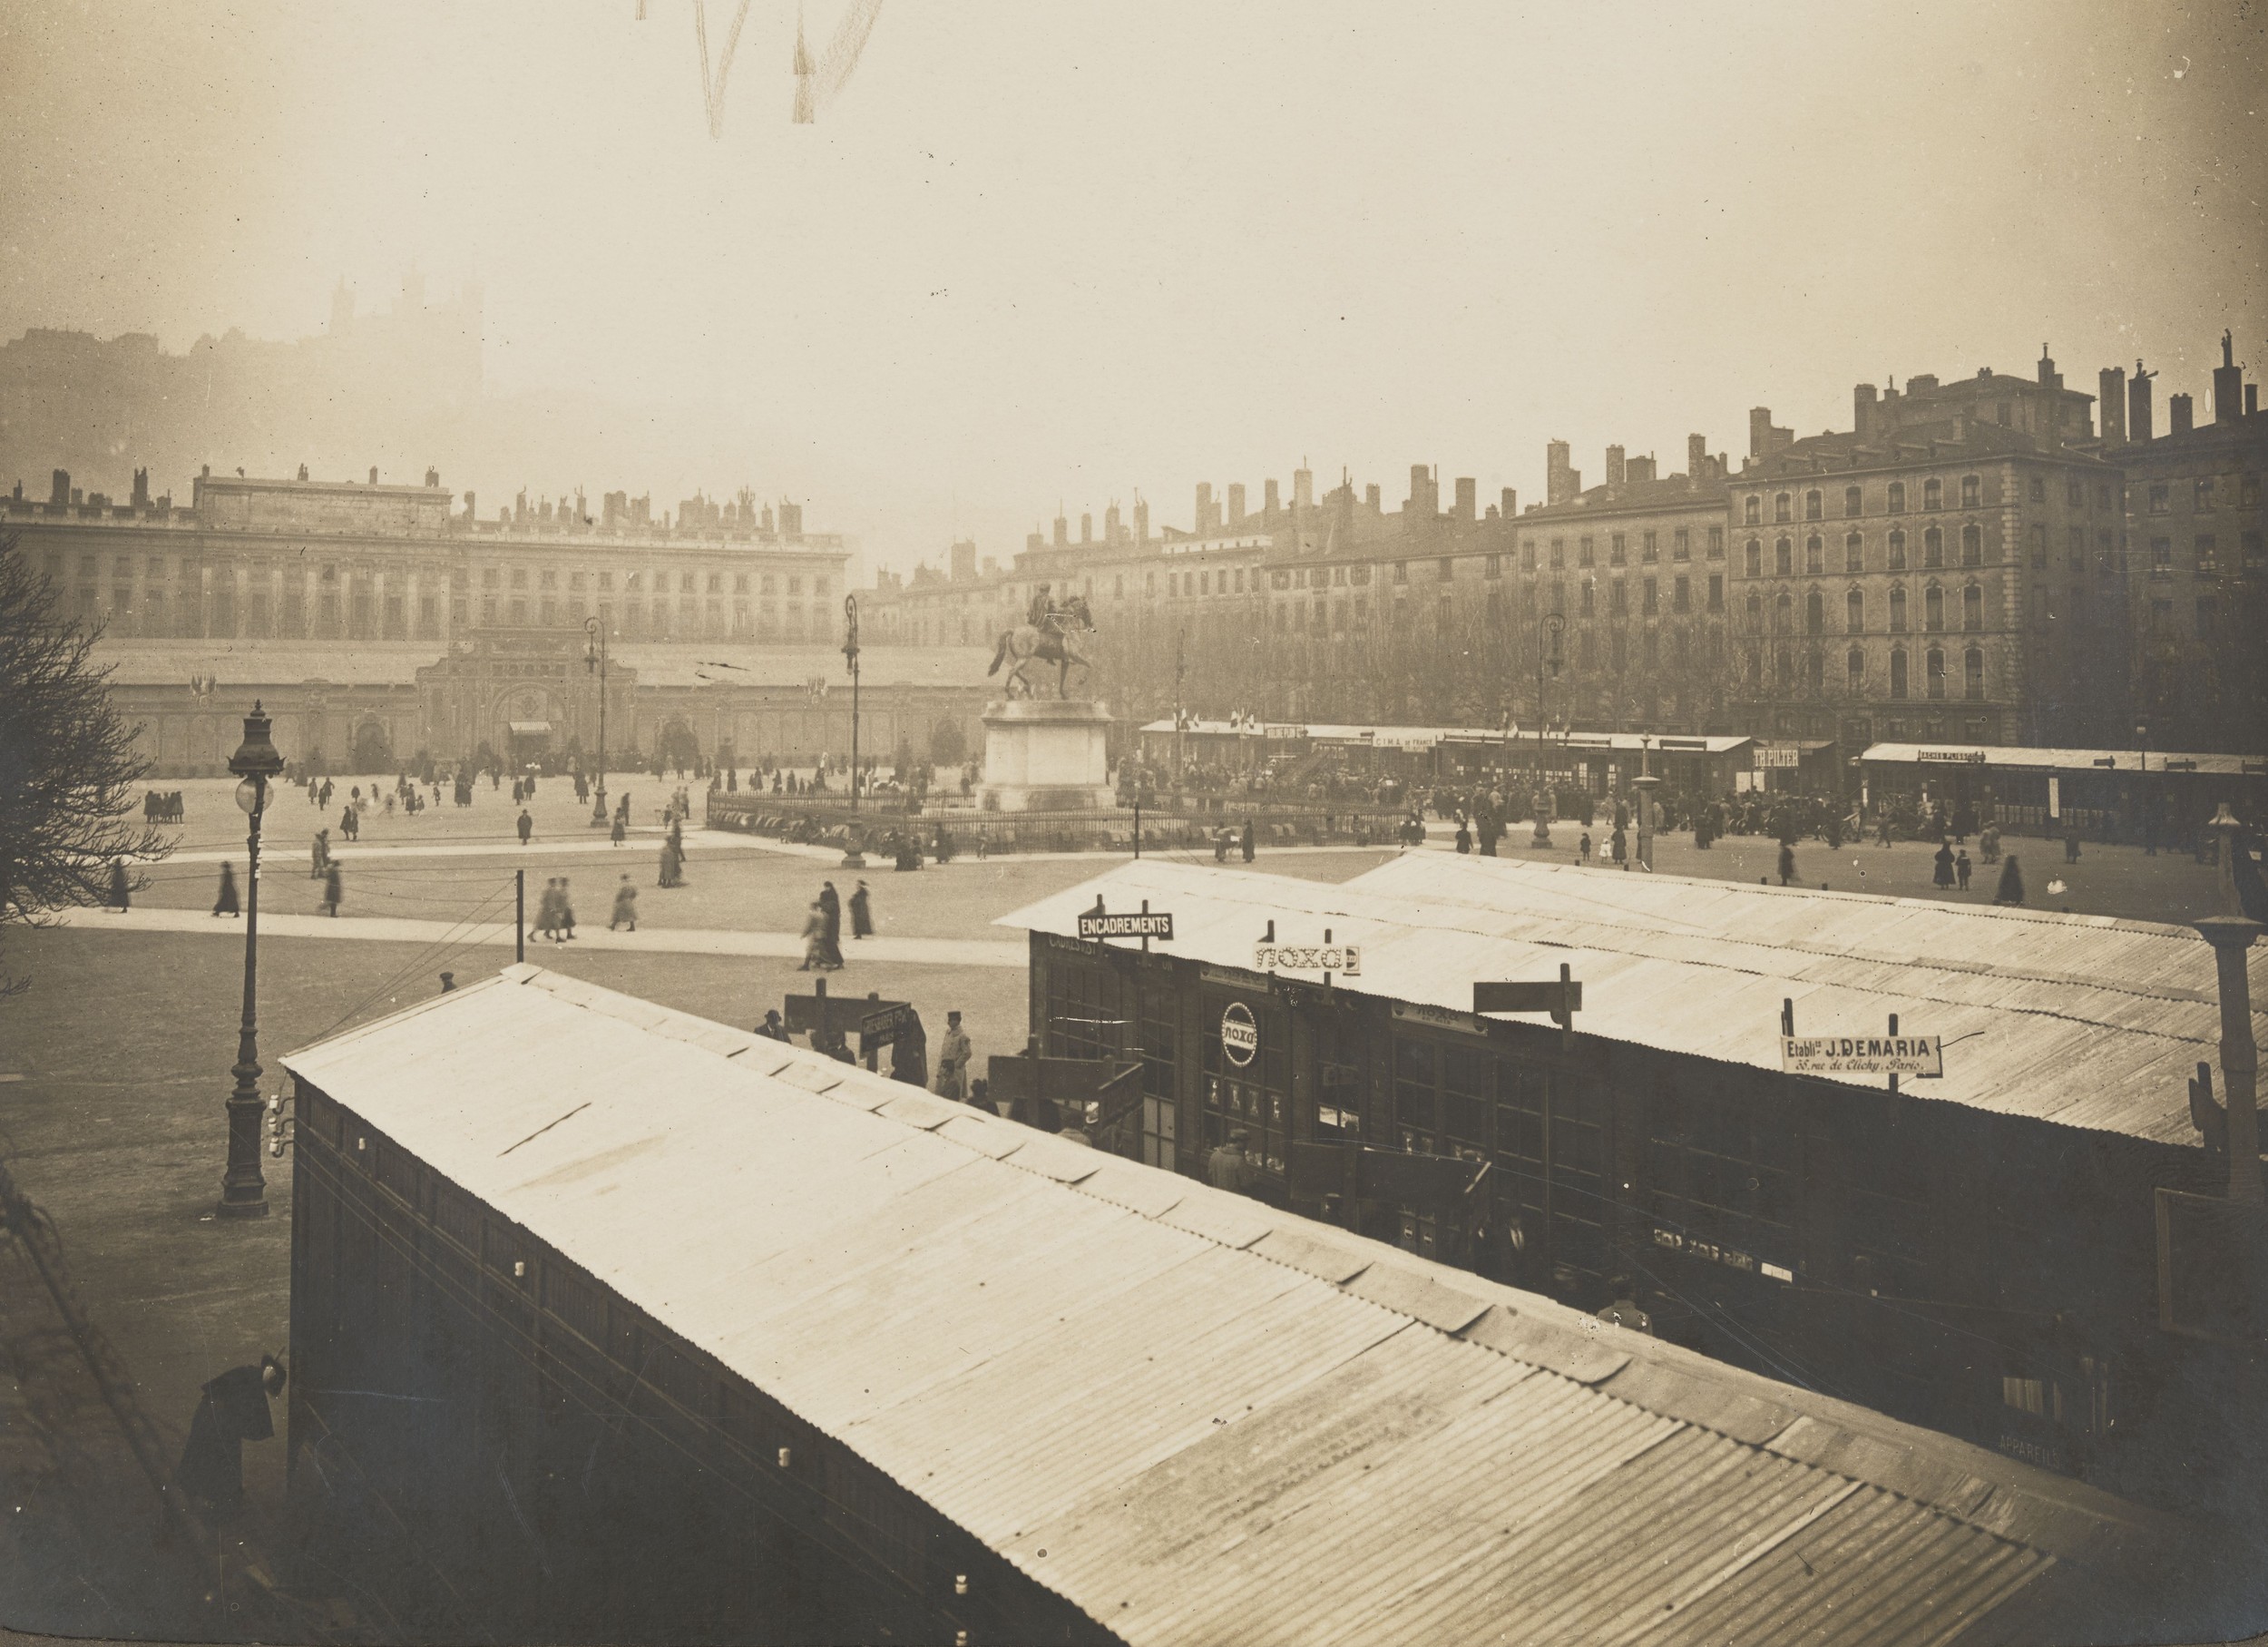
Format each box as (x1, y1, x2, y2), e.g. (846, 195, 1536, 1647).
(989, 582, 1093, 699)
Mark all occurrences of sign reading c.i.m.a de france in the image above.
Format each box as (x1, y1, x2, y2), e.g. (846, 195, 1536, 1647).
(1781, 1034, 1942, 1078)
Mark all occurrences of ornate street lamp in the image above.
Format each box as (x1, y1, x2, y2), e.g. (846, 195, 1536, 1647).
(220, 702, 285, 1218)
(584, 616, 610, 826)
(842, 593, 865, 868)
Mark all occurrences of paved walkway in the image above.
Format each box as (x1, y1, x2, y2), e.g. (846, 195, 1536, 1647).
(51, 906, 1028, 967)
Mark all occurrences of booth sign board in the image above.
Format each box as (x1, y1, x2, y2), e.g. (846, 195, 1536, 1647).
(1781, 1034, 1943, 1078)
(1753, 745, 1803, 770)
(1254, 943, 1362, 976)
(1078, 911, 1174, 941)
(1219, 1001, 1258, 1067)
(1919, 749, 1989, 765)
(858, 1003, 920, 1045)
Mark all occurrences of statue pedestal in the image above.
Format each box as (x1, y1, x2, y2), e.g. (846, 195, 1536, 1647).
(979, 700, 1116, 812)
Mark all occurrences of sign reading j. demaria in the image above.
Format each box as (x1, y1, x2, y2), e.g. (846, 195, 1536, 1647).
(1780, 1034, 1943, 1078)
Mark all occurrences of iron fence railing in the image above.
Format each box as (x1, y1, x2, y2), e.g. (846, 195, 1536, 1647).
(704, 790, 1405, 856)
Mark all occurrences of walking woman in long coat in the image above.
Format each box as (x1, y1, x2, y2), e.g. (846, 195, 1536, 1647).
(658, 838, 684, 888)
(849, 880, 873, 940)
(108, 860, 131, 913)
(798, 901, 827, 971)
(1994, 855, 2026, 907)
(1933, 839, 1957, 888)
(818, 881, 844, 967)
(212, 862, 240, 917)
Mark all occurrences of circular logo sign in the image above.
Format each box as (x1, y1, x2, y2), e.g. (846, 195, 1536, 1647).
(1220, 1001, 1258, 1068)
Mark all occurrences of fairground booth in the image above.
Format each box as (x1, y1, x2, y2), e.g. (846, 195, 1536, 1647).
(1859, 741, 2268, 844)
(276, 966, 2244, 1645)
(1001, 851, 2268, 1527)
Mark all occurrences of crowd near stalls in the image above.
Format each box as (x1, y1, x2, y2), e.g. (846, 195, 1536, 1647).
(1001, 850, 2268, 1532)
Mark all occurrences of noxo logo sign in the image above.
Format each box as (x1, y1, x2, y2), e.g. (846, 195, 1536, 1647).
(1219, 1000, 1258, 1067)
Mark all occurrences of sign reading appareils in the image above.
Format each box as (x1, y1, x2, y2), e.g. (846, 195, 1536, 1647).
(1254, 943, 1362, 976)
(1219, 1001, 1258, 1067)
(1078, 910, 1174, 941)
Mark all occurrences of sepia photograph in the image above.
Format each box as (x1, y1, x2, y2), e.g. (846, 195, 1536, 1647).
(0, 3, 2263, 1643)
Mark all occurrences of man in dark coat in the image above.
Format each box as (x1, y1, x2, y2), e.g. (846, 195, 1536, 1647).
(818, 881, 843, 967)
(849, 880, 873, 939)
(516, 808, 533, 846)
(175, 1354, 285, 1516)
(1240, 819, 1256, 862)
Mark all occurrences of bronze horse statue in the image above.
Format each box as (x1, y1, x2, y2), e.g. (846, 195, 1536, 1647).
(988, 595, 1096, 699)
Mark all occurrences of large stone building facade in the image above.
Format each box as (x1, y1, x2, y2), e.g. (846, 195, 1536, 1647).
(4, 469, 997, 775)
(865, 338, 2267, 769)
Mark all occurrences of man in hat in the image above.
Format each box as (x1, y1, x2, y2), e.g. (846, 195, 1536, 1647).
(933, 1010, 972, 1102)
(175, 1354, 287, 1517)
(1208, 1128, 1252, 1193)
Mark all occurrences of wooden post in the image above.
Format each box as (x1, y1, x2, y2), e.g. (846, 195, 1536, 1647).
(515, 869, 525, 964)
(1888, 1011, 1899, 1095)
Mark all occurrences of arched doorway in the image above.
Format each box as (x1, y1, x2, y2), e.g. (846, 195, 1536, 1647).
(352, 719, 394, 774)
(656, 717, 700, 775)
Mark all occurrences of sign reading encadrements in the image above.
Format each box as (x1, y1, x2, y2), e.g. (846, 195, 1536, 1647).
(1254, 943, 1362, 976)
(1078, 910, 1175, 941)
(1781, 1034, 1943, 1078)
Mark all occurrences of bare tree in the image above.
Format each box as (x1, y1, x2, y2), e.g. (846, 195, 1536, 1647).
(0, 533, 169, 993)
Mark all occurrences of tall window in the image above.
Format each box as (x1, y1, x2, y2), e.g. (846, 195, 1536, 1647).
(1745, 495, 1762, 525)
(1745, 538, 1763, 577)
(1888, 481, 1907, 514)
(1846, 588, 1865, 632)
(1890, 648, 1909, 699)
(1806, 650, 1824, 690)
(1926, 647, 1947, 700)
(1923, 478, 1943, 512)
(1888, 529, 1907, 571)
(1845, 532, 1864, 574)
(1844, 485, 1863, 518)
(1964, 524, 1983, 565)
(1805, 590, 1824, 634)
(1774, 591, 1793, 632)
(1707, 574, 1724, 612)
(1804, 489, 1823, 521)
(1609, 534, 1626, 567)
(1923, 526, 1943, 567)
(1960, 474, 1981, 508)
(1775, 537, 1794, 575)
(1673, 575, 1690, 613)
(1847, 647, 1865, 691)
(1579, 538, 1595, 568)
(1924, 584, 1944, 631)
(1964, 647, 1985, 701)
(1774, 493, 1793, 523)
(1890, 585, 1908, 632)
(1805, 534, 1823, 574)
(1962, 583, 1983, 631)
(1745, 592, 1764, 629)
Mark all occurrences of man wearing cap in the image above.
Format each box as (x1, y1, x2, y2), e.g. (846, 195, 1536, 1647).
(933, 1010, 973, 1102)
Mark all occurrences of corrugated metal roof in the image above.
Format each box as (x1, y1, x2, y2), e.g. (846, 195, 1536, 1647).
(998, 853, 2265, 1148)
(285, 967, 2188, 1647)
(1862, 741, 2262, 776)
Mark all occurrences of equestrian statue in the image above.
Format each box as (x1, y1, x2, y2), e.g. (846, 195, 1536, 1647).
(987, 583, 1097, 700)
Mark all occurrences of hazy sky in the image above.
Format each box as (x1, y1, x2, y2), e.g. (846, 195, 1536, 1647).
(4, 1, 2263, 571)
